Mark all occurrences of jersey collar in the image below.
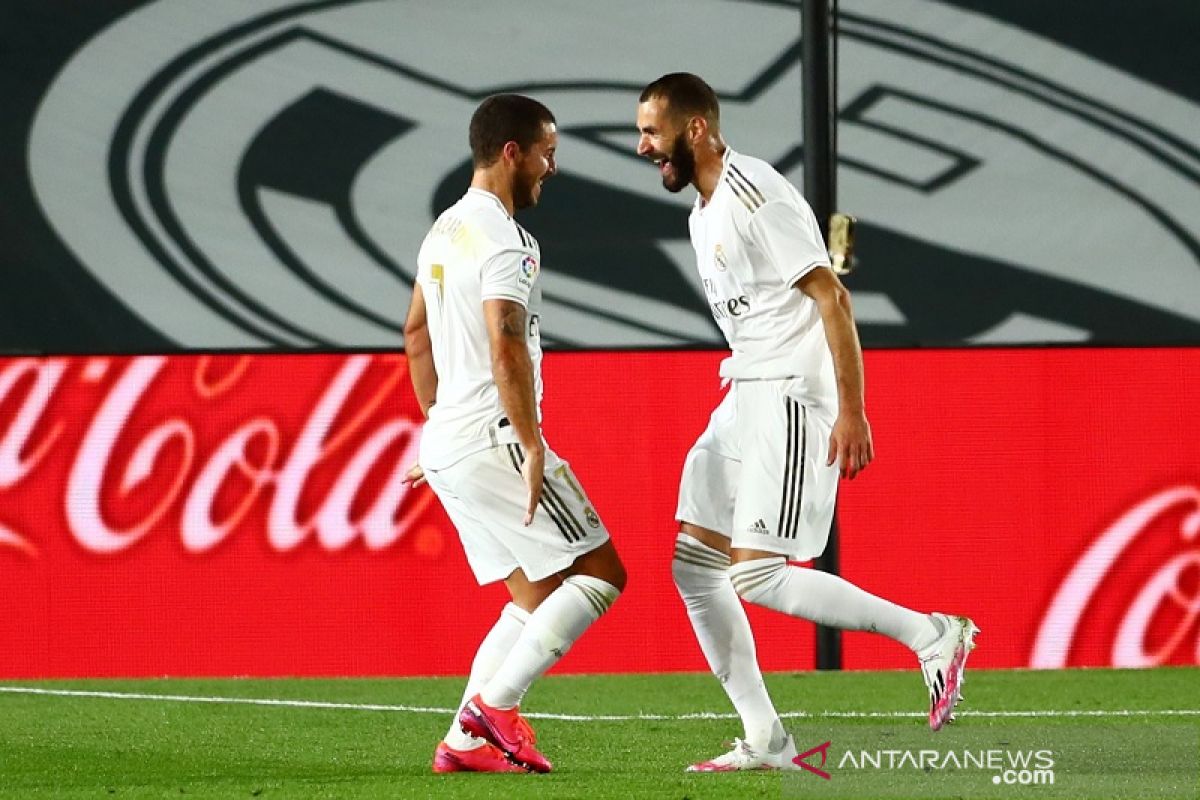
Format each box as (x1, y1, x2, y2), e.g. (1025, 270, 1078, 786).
(467, 187, 510, 217)
(696, 146, 736, 213)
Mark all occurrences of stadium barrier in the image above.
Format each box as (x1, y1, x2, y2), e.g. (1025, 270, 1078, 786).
(1, 349, 1196, 676)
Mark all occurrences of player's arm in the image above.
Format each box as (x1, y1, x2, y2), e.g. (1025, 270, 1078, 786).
(484, 298, 544, 524)
(796, 267, 874, 480)
(403, 282, 437, 418)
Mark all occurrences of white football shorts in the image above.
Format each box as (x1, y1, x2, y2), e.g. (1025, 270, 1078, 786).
(424, 442, 611, 585)
(676, 379, 838, 560)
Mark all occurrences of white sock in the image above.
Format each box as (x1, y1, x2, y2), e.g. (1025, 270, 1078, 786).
(480, 575, 619, 710)
(673, 533, 786, 752)
(444, 602, 530, 749)
(730, 557, 940, 652)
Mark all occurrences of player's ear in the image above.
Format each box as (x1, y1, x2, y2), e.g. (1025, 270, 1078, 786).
(688, 115, 707, 144)
(501, 140, 523, 164)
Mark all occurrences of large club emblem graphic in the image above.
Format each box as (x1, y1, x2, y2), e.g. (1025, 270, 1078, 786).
(29, 0, 1200, 349)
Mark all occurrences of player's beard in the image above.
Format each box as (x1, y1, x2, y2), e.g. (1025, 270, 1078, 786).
(662, 131, 695, 193)
(513, 164, 543, 210)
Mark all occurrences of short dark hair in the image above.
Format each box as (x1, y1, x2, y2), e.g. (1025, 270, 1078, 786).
(639, 72, 720, 127)
(469, 94, 556, 168)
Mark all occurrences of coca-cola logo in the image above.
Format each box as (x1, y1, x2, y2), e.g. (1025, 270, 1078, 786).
(1031, 486, 1200, 668)
(0, 355, 432, 557)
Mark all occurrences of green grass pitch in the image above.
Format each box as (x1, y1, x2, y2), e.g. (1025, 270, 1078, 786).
(1, 668, 1197, 799)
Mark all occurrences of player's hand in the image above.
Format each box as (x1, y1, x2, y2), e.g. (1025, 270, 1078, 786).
(403, 462, 427, 489)
(827, 411, 873, 480)
(521, 446, 545, 526)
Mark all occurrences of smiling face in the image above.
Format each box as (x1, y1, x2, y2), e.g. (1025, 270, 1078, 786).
(636, 97, 695, 193)
(512, 121, 558, 210)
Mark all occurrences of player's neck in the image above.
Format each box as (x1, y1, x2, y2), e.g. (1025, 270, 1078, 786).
(694, 137, 728, 202)
(470, 171, 516, 216)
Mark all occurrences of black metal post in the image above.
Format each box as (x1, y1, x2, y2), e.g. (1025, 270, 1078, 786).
(802, 0, 843, 671)
(803, 0, 835, 239)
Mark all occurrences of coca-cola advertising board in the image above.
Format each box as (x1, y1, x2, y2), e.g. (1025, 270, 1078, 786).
(1, 349, 1196, 677)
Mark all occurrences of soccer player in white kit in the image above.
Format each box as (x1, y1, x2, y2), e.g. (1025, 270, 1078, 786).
(404, 94, 626, 774)
(635, 73, 978, 771)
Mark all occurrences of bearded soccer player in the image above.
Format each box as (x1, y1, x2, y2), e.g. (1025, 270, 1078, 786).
(404, 94, 626, 774)
(635, 73, 978, 772)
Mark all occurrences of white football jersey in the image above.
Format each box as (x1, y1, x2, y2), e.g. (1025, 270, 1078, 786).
(416, 188, 543, 469)
(689, 148, 838, 416)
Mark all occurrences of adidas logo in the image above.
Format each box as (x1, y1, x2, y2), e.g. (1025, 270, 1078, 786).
(748, 519, 770, 534)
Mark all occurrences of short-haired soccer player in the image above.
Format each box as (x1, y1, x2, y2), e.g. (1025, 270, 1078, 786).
(405, 93, 627, 774)
(635, 72, 978, 772)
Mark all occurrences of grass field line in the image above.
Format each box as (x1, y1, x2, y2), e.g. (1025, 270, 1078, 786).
(3, 685, 1200, 721)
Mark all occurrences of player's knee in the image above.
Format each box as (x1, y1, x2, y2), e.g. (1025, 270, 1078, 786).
(578, 542, 626, 593)
(671, 552, 715, 592)
(670, 553, 691, 591)
(563, 574, 621, 616)
(609, 558, 628, 593)
(672, 533, 732, 595)
(729, 557, 787, 605)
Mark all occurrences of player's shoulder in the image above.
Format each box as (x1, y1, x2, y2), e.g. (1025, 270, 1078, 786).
(723, 150, 800, 211)
(456, 190, 538, 254)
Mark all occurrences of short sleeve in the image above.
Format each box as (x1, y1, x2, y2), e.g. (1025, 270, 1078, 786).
(480, 248, 539, 307)
(747, 199, 831, 288)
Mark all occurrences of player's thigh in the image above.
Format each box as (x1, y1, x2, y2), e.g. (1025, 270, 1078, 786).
(561, 538, 626, 591)
(484, 443, 614, 582)
(676, 385, 740, 536)
(423, 456, 520, 586)
(731, 381, 837, 560)
(504, 568, 562, 612)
